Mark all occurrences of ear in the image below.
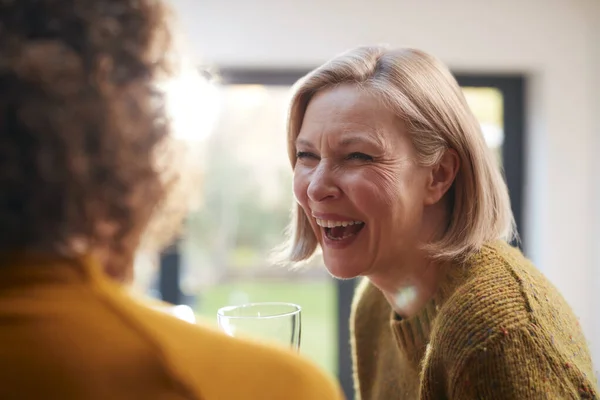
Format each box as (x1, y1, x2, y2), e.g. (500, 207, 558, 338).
(423, 149, 460, 206)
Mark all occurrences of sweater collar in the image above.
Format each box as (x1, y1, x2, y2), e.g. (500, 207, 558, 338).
(390, 300, 438, 363)
(0, 251, 104, 288)
(389, 274, 459, 363)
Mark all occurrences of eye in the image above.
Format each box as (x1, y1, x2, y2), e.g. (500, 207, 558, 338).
(296, 151, 318, 160)
(346, 152, 373, 162)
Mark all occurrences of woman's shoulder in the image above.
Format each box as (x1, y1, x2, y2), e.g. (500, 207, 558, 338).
(427, 242, 597, 394)
(351, 277, 391, 327)
(162, 317, 344, 399)
(109, 292, 344, 400)
(434, 242, 531, 341)
(434, 240, 586, 357)
(456, 240, 573, 321)
(352, 277, 382, 309)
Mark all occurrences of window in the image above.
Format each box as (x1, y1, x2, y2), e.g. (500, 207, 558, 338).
(134, 70, 525, 400)
(463, 87, 504, 165)
(180, 84, 337, 373)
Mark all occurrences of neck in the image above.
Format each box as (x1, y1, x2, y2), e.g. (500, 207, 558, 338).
(367, 253, 444, 318)
(368, 211, 446, 318)
(367, 203, 449, 318)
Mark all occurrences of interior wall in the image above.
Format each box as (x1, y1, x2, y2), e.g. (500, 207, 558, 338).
(172, 0, 600, 367)
(591, 0, 600, 373)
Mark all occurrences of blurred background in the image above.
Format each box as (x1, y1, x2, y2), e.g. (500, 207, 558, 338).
(134, 0, 600, 397)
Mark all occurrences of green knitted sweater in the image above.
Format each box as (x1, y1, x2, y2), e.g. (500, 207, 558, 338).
(351, 241, 598, 399)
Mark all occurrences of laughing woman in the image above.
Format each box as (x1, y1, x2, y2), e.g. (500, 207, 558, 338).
(280, 46, 598, 399)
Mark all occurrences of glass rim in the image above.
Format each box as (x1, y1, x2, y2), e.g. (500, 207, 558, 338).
(217, 302, 301, 319)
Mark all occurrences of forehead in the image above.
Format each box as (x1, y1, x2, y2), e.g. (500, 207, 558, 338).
(297, 84, 403, 146)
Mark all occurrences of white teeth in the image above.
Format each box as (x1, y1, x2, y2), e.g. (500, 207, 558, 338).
(315, 218, 364, 228)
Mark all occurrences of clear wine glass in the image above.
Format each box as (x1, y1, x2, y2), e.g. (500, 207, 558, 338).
(217, 302, 301, 350)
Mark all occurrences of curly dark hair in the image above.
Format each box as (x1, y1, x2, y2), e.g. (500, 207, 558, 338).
(0, 0, 175, 280)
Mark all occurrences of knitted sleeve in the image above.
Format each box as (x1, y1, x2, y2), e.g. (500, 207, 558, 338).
(448, 327, 597, 399)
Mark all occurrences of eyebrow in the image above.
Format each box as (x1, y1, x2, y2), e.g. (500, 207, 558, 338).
(295, 138, 314, 149)
(295, 135, 384, 149)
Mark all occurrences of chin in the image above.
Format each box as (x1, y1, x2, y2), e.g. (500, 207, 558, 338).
(324, 260, 365, 280)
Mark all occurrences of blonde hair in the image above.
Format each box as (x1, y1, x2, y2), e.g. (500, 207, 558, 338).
(280, 46, 516, 265)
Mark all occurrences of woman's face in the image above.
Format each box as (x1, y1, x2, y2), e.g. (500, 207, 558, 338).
(293, 84, 433, 279)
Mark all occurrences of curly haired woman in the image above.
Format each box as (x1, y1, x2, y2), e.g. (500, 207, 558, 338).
(0, 1, 344, 399)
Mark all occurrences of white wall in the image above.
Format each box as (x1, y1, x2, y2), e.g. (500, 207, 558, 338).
(592, 0, 600, 373)
(172, 0, 600, 366)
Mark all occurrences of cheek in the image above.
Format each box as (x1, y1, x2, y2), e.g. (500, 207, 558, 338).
(348, 168, 403, 209)
(292, 170, 309, 206)
(293, 170, 320, 237)
(373, 169, 429, 229)
(375, 170, 403, 205)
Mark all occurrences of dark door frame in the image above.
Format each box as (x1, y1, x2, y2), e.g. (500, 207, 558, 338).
(159, 68, 526, 400)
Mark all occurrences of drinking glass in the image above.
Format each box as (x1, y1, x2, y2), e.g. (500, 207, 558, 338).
(217, 302, 301, 350)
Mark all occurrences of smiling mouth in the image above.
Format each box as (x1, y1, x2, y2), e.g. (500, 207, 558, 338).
(315, 218, 366, 241)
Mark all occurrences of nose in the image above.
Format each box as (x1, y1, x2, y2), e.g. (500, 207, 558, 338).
(306, 162, 341, 202)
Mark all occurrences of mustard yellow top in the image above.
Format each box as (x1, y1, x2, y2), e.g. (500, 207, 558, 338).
(351, 241, 598, 399)
(0, 253, 344, 400)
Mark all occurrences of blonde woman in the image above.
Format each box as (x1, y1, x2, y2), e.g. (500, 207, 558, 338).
(281, 46, 597, 399)
(0, 1, 344, 399)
